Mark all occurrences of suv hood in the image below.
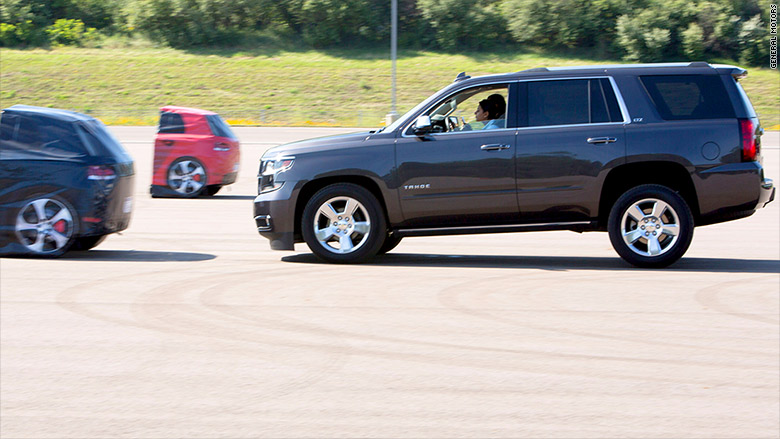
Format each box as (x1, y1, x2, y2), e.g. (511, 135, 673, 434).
(262, 131, 374, 158)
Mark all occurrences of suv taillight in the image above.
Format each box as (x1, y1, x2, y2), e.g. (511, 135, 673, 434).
(739, 118, 757, 162)
(87, 165, 116, 180)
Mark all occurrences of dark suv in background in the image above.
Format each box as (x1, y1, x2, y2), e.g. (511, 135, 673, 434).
(254, 62, 774, 267)
(0, 105, 135, 256)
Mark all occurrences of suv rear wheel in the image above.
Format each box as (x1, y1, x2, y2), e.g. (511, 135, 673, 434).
(302, 183, 386, 263)
(608, 185, 694, 268)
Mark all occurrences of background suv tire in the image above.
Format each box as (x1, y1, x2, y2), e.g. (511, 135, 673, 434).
(302, 183, 387, 263)
(608, 184, 694, 268)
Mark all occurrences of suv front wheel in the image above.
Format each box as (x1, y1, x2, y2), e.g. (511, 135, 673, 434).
(608, 185, 694, 268)
(302, 183, 387, 263)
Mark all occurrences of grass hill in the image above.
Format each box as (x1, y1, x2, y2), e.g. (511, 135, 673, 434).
(1, 47, 778, 128)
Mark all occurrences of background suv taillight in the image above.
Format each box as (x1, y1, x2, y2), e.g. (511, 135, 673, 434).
(739, 118, 758, 162)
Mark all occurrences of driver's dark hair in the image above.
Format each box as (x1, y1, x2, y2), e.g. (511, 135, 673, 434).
(479, 97, 502, 120)
(487, 93, 506, 118)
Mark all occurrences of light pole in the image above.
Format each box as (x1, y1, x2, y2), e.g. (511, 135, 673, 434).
(385, 0, 399, 126)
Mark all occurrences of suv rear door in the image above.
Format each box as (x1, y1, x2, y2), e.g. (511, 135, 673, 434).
(515, 78, 628, 223)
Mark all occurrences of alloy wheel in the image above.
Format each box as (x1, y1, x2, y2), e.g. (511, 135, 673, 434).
(168, 160, 206, 195)
(619, 197, 681, 257)
(312, 196, 372, 254)
(15, 198, 75, 254)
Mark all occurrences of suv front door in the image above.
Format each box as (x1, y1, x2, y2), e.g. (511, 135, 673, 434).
(515, 78, 628, 223)
(395, 83, 519, 228)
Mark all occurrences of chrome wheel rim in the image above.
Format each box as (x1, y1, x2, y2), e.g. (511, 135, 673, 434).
(15, 198, 74, 254)
(312, 196, 371, 254)
(620, 197, 681, 257)
(168, 160, 205, 195)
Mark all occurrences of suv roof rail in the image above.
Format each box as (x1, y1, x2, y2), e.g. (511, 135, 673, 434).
(687, 61, 712, 68)
(519, 67, 550, 73)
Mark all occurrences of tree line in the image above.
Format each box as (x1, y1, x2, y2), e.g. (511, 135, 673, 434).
(0, 0, 774, 66)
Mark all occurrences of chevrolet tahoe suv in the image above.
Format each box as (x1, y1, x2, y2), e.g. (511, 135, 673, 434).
(253, 63, 775, 267)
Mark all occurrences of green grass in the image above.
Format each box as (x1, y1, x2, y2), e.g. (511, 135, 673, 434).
(1, 46, 778, 128)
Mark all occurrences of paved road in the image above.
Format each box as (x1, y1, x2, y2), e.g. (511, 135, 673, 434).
(1, 128, 778, 438)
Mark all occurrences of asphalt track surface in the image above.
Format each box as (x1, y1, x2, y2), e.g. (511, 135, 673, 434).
(1, 127, 778, 438)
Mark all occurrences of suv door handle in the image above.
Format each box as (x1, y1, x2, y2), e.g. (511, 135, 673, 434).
(481, 144, 511, 151)
(587, 137, 617, 144)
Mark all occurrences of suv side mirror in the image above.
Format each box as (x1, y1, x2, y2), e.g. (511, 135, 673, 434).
(412, 115, 433, 136)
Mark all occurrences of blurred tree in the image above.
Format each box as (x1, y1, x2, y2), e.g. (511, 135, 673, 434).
(738, 14, 770, 66)
(418, 0, 507, 50)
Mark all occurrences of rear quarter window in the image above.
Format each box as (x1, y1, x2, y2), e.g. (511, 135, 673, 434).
(640, 75, 735, 120)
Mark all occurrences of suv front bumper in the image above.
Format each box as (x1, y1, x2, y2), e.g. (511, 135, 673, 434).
(253, 183, 297, 251)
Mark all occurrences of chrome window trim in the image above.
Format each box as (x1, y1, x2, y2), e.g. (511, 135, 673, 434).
(398, 76, 632, 138)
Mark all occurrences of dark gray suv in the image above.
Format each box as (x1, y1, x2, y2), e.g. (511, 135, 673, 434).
(254, 62, 775, 267)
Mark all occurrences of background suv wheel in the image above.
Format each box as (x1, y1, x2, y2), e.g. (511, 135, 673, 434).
(608, 184, 694, 268)
(302, 183, 387, 263)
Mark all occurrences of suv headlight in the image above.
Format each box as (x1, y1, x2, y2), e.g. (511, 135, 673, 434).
(258, 156, 294, 194)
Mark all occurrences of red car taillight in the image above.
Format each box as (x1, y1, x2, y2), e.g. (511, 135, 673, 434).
(87, 165, 116, 180)
(739, 118, 757, 162)
(214, 142, 231, 151)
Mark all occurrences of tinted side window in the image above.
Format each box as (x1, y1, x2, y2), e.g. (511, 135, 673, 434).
(529, 80, 588, 126)
(527, 79, 622, 127)
(640, 75, 735, 120)
(0, 113, 19, 142)
(16, 116, 41, 147)
(37, 117, 88, 157)
(159, 112, 185, 134)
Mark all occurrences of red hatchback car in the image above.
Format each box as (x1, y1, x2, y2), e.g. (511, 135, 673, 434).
(150, 106, 240, 197)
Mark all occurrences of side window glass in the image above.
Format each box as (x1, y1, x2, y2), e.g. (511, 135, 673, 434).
(37, 118, 87, 157)
(590, 80, 610, 124)
(1, 114, 18, 142)
(600, 78, 623, 122)
(640, 75, 735, 120)
(159, 112, 185, 134)
(528, 80, 589, 126)
(422, 84, 509, 134)
(527, 79, 623, 127)
(16, 117, 41, 148)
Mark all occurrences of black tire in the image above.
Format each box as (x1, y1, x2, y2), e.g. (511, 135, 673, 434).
(14, 194, 78, 257)
(71, 235, 107, 251)
(376, 233, 402, 255)
(608, 184, 694, 268)
(205, 185, 222, 196)
(167, 157, 207, 198)
(301, 183, 387, 263)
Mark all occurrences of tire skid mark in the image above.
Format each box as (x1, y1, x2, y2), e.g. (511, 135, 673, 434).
(437, 272, 777, 366)
(57, 264, 354, 401)
(55, 265, 775, 389)
(695, 275, 780, 325)
(192, 272, 777, 389)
